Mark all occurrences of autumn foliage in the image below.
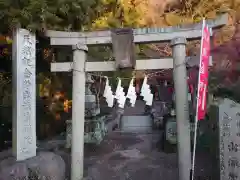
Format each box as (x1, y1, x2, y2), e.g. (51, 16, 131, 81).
(1, 0, 240, 107)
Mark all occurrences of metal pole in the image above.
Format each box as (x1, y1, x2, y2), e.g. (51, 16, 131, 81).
(171, 37, 191, 180)
(71, 43, 88, 180)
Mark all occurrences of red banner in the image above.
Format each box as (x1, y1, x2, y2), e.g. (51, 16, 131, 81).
(197, 21, 210, 120)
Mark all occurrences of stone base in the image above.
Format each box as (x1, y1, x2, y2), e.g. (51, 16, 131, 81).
(66, 116, 108, 146)
(0, 151, 66, 180)
(120, 115, 153, 133)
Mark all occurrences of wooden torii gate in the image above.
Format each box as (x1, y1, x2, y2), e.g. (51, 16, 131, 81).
(46, 14, 227, 180)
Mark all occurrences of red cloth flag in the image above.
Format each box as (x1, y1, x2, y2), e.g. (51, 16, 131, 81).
(196, 21, 210, 120)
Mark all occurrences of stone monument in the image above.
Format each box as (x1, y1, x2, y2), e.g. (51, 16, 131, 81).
(84, 74, 100, 117)
(216, 98, 240, 180)
(12, 28, 36, 161)
(120, 100, 153, 133)
(66, 74, 106, 147)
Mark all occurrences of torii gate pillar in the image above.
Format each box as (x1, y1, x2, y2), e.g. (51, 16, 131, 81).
(71, 43, 88, 180)
(171, 37, 191, 180)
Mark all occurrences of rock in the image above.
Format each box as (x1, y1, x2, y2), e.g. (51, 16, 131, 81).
(26, 151, 65, 180)
(54, 150, 71, 179)
(0, 161, 28, 180)
(0, 151, 66, 180)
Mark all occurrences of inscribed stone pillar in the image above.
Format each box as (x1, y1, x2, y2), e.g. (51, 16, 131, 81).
(218, 99, 240, 180)
(12, 28, 36, 161)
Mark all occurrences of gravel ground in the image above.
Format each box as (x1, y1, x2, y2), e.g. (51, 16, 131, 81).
(83, 132, 217, 180)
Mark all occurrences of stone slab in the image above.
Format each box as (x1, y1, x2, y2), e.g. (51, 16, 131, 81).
(12, 28, 36, 161)
(120, 115, 153, 133)
(218, 99, 240, 180)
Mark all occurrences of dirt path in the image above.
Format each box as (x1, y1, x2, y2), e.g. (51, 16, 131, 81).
(84, 132, 216, 180)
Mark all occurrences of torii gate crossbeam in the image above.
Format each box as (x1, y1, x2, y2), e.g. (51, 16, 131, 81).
(46, 14, 227, 46)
